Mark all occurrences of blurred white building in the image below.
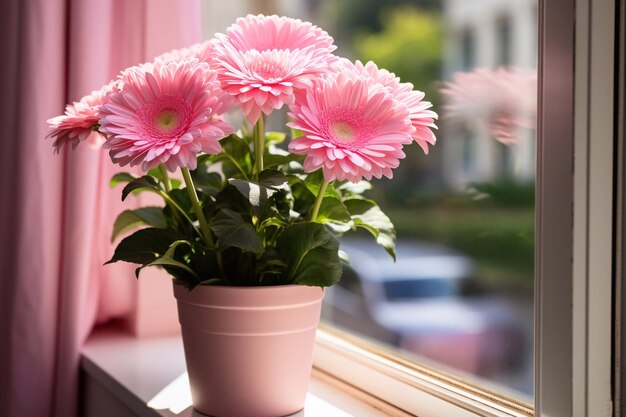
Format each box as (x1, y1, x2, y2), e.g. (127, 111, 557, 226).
(441, 0, 537, 189)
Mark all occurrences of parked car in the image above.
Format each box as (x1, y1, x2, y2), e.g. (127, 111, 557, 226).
(322, 238, 527, 378)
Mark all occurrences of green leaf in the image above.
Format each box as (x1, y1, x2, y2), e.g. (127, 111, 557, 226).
(147, 167, 163, 180)
(345, 198, 397, 260)
(299, 171, 341, 199)
(136, 240, 199, 279)
(267, 189, 294, 221)
(337, 180, 372, 196)
(256, 172, 293, 222)
(276, 222, 342, 287)
(338, 249, 351, 264)
(289, 176, 316, 215)
(264, 146, 304, 170)
(258, 169, 289, 188)
(144, 168, 182, 189)
(191, 157, 224, 196)
(110, 172, 137, 188)
(106, 228, 184, 265)
(185, 242, 220, 282)
(315, 196, 353, 234)
(323, 220, 353, 234)
(193, 171, 223, 196)
(211, 134, 253, 178)
(228, 179, 275, 211)
(258, 216, 288, 231)
(111, 207, 168, 242)
(167, 188, 193, 213)
(197, 278, 225, 286)
(317, 197, 352, 223)
(257, 247, 289, 284)
(121, 176, 160, 201)
(265, 131, 286, 146)
(210, 209, 263, 253)
(220, 247, 258, 285)
(214, 185, 253, 215)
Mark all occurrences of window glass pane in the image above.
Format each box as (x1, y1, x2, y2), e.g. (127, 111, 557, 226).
(201, 0, 536, 402)
(316, 0, 536, 401)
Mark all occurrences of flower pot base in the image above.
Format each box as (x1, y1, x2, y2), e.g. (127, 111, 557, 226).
(174, 283, 324, 417)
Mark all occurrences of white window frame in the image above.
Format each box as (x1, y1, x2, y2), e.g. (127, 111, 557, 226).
(312, 0, 619, 416)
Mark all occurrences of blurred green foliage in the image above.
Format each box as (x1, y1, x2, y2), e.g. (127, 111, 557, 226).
(352, 6, 443, 106)
(378, 181, 536, 291)
(395, 180, 536, 209)
(389, 206, 534, 291)
(467, 181, 535, 208)
(325, 0, 440, 35)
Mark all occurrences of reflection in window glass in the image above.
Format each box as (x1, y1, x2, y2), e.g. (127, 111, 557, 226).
(384, 278, 458, 300)
(461, 28, 476, 71)
(462, 129, 475, 175)
(496, 16, 512, 67)
(318, 0, 536, 400)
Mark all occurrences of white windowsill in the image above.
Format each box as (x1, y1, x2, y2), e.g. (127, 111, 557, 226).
(81, 326, 394, 417)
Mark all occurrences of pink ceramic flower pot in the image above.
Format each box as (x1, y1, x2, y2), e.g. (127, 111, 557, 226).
(173, 282, 324, 417)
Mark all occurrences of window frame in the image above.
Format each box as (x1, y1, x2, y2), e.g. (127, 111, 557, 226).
(617, 0, 626, 412)
(312, 0, 619, 416)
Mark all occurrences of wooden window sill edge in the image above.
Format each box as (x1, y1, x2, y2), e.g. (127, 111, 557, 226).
(314, 327, 534, 417)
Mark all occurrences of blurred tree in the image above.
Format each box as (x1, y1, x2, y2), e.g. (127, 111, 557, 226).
(327, 0, 440, 35)
(352, 6, 443, 107)
(350, 6, 444, 197)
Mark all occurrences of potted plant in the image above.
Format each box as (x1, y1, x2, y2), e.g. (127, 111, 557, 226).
(47, 14, 437, 417)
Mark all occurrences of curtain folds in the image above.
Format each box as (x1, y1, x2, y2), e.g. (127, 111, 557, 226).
(0, 1, 201, 416)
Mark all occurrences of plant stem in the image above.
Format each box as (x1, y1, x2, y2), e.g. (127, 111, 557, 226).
(157, 190, 192, 229)
(180, 168, 225, 279)
(157, 164, 181, 227)
(159, 165, 172, 192)
(181, 168, 214, 248)
(309, 179, 329, 222)
(253, 115, 265, 177)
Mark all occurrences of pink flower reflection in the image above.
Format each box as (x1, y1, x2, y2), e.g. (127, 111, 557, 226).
(440, 68, 537, 144)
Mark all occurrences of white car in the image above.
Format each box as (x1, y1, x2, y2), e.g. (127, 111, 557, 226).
(323, 238, 528, 382)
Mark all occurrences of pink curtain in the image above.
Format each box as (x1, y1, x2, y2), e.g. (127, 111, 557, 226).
(0, 1, 201, 417)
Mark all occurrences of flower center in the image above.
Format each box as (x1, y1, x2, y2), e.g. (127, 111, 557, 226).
(253, 60, 280, 80)
(331, 122, 356, 142)
(139, 94, 191, 140)
(155, 110, 179, 132)
(245, 50, 292, 83)
(321, 108, 373, 149)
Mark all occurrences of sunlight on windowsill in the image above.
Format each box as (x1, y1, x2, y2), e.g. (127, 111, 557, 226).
(82, 326, 390, 417)
(147, 371, 361, 417)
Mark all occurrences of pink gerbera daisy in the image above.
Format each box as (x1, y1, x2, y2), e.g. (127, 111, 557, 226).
(211, 14, 337, 124)
(287, 73, 414, 183)
(99, 59, 234, 172)
(154, 40, 214, 64)
(334, 59, 438, 154)
(46, 81, 119, 153)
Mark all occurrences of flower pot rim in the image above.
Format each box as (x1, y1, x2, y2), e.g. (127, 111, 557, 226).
(172, 279, 322, 291)
(172, 280, 325, 308)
